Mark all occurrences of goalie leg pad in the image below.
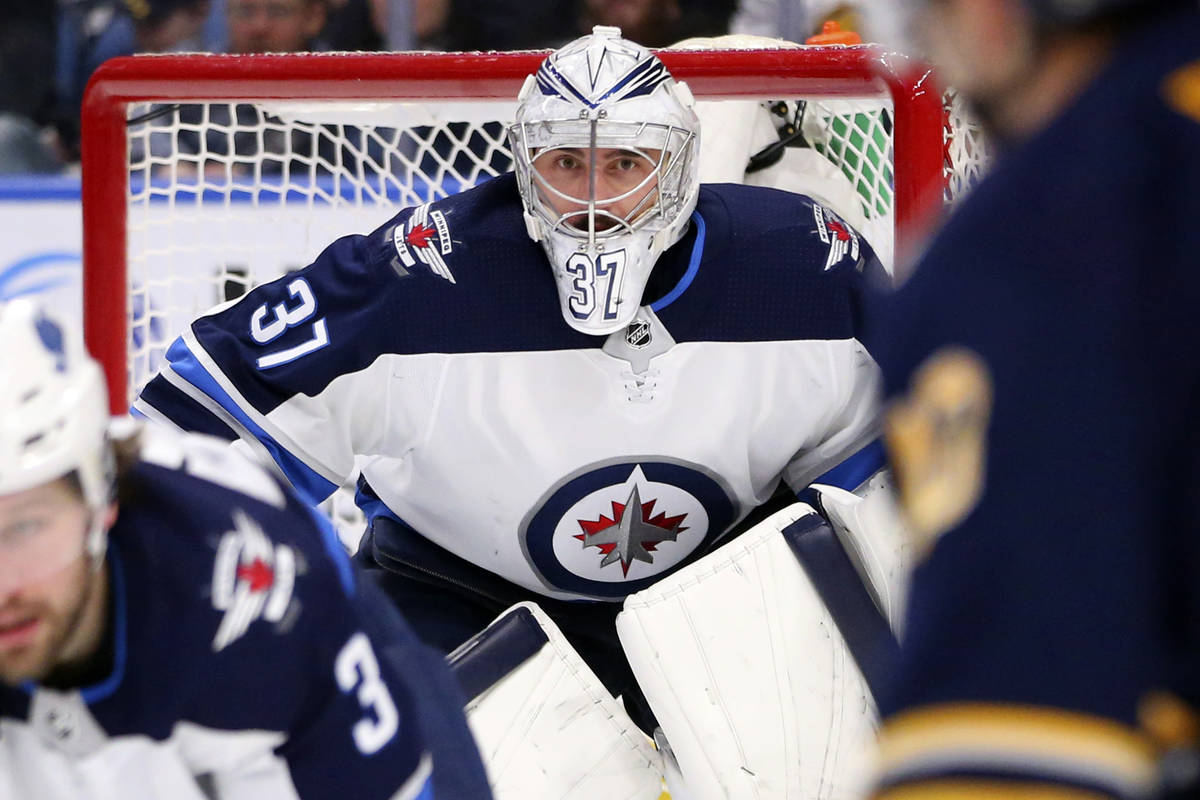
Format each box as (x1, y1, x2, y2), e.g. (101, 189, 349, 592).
(783, 512, 900, 704)
(451, 602, 663, 800)
(809, 469, 912, 637)
(617, 504, 879, 800)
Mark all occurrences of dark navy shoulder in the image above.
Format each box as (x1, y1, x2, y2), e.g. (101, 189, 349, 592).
(117, 428, 347, 577)
(91, 429, 356, 737)
(655, 183, 884, 345)
(112, 428, 354, 643)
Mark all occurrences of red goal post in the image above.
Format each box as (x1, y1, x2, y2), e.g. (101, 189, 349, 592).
(81, 46, 969, 415)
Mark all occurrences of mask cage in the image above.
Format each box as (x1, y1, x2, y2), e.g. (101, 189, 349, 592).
(511, 117, 696, 247)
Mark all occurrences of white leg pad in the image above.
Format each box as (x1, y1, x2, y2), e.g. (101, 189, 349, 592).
(617, 504, 877, 800)
(460, 602, 664, 800)
(811, 470, 913, 635)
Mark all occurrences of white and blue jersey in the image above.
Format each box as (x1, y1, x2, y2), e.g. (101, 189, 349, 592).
(135, 175, 887, 603)
(0, 427, 484, 800)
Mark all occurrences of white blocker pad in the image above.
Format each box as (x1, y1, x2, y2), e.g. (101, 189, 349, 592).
(810, 470, 912, 636)
(448, 602, 663, 800)
(616, 503, 889, 800)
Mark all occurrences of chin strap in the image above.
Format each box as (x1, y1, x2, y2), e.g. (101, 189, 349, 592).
(522, 208, 543, 243)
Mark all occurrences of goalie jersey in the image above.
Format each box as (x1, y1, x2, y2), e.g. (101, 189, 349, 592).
(0, 427, 484, 800)
(872, 5, 1200, 799)
(135, 174, 886, 603)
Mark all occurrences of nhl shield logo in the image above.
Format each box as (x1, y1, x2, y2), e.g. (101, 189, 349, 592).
(624, 318, 652, 349)
(521, 459, 737, 598)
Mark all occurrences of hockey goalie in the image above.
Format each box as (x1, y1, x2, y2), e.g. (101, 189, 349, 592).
(132, 25, 909, 800)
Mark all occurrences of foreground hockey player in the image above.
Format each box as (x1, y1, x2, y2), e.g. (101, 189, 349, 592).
(0, 299, 492, 799)
(133, 26, 897, 795)
(869, 0, 1200, 798)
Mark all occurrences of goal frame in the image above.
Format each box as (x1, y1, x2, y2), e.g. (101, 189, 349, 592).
(81, 46, 947, 414)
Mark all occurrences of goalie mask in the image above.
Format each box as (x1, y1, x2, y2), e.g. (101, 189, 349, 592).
(510, 25, 700, 335)
(0, 300, 113, 582)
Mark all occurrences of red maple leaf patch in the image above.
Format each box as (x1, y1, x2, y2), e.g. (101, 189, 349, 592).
(827, 219, 851, 242)
(236, 559, 275, 592)
(406, 223, 436, 248)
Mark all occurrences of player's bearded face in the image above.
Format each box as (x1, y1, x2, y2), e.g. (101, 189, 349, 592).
(0, 480, 105, 686)
(532, 146, 662, 233)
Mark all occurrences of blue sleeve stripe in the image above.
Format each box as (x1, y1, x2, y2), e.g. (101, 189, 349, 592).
(301, 503, 355, 597)
(136, 374, 240, 441)
(651, 210, 707, 312)
(165, 337, 338, 505)
(809, 438, 887, 492)
(354, 478, 403, 527)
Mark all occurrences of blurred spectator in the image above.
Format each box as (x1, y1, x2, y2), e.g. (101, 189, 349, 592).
(424, 0, 733, 52)
(579, 0, 735, 47)
(55, 0, 210, 162)
(82, 0, 211, 74)
(0, 1, 62, 172)
(322, 0, 386, 50)
(142, 0, 393, 180)
(428, 0, 576, 50)
(731, 0, 860, 43)
(225, 0, 326, 53)
(201, 0, 229, 50)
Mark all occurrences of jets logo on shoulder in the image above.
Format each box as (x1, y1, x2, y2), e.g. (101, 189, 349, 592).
(812, 204, 859, 271)
(521, 460, 737, 598)
(210, 510, 297, 652)
(392, 202, 456, 284)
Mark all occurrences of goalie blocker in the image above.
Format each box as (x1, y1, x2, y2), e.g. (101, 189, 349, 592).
(452, 474, 909, 800)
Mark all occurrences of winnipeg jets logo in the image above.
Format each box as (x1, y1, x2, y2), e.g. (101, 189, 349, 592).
(210, 510, 296, 652)
(812, 204, 860, 271)
(522, 461, 736, 598)
(576, 483, 688, 576)
(392, 202, 455, 284)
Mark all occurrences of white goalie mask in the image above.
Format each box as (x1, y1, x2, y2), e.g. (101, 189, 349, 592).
(0, 300, 113, 569)
(510, 25, 701, 335)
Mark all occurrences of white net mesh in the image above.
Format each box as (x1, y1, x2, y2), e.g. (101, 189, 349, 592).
(119, 89, 988, 406)
(943, 91, 990, 205)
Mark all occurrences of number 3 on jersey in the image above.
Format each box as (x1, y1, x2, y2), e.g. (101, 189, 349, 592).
(249, 277, 330, 369)
(566, 251, 626, 321)
(335, 632, 400, 755)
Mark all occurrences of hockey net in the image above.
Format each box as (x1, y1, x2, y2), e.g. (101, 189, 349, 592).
(82, 47, 988, 414)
